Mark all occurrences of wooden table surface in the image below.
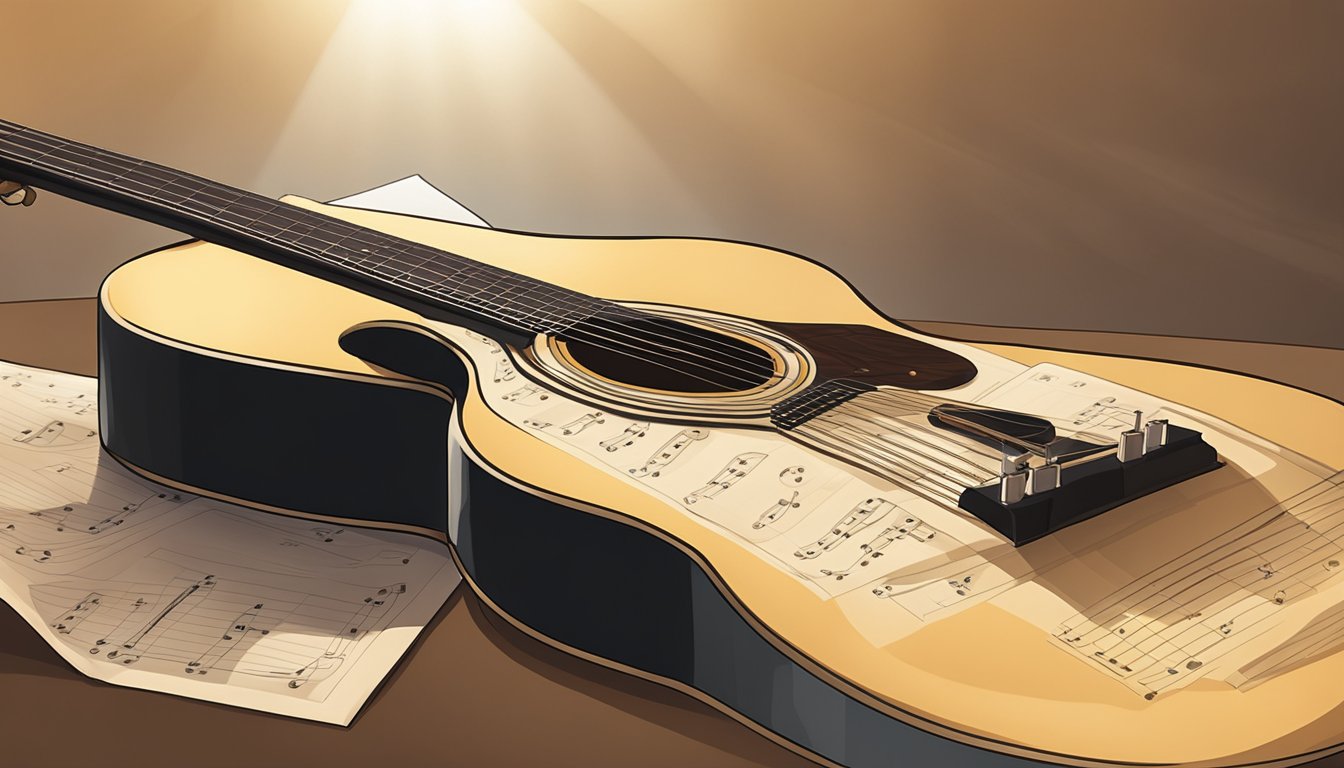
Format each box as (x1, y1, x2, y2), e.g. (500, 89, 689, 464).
(0, 298, 1340, 768)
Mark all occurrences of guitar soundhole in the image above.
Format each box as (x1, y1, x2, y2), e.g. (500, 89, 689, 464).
(561, 315, 777, 394)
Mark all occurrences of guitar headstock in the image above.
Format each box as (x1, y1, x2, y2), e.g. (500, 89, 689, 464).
(0, 180, 36, 206)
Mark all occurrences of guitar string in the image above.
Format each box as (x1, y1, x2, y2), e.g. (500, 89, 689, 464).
(21, 129, 1333, 694)
(867, 388, 1116, 462)
(0, 124, 786, 386)
(798, 385, 1119, 479)
(812, 396, 993, 486)
(777, 383, 1135, 520)
(0, 128, 788, 391)
(2, 123, 1087, 450)
(827, 398, 1000, 475)
(0, 122, 790, 383)
(1088, 521, 1326, 664)
(1060, 481, 1340, 629)
(1068, 487, 1343, 650)
(1059, 481, 1344, 692)
(0, 130, 779, 392)
(0, 121, 594, 318)
(801, 414, 975, 492)
(23, 139, 795, 390)
(1090, 504, 1344, 697)
(1231, 604, 1344, 685)
(0, 120, 1167, 441)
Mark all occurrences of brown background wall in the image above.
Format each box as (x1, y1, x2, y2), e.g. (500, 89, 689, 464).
(1, 0, 1340, 347)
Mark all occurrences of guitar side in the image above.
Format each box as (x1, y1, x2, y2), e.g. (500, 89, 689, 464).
(98, 200, 1344, 767)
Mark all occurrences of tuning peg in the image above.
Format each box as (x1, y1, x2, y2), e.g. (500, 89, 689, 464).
(0, 180, 36, 206)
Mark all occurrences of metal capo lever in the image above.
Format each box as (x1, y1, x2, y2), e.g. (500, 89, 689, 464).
(0, 180, 37, 206)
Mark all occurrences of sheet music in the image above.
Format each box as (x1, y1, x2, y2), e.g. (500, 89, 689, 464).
(0, 361, 459, 724)
(0, 177, 477, 725)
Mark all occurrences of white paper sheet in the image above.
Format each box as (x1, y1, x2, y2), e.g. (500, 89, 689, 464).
(0, 176, 486, 725)
(0, 362, 459, 724)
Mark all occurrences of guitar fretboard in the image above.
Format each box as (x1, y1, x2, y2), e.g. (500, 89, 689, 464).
(0, 119, 609, 335)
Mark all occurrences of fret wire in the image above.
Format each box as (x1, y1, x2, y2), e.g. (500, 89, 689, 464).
(1, 124, 614, 332)
(377, 244, 421, 276)
(213, 198, 279, 228)
(393, 243, 436, 272)
(459, 273, 548, 316)
(248, 214, 295, 242)
(255, 212, 308, 244)
(6, 129, 441, 277)
(390, 244, 448, 275)
(18, 134, 352, 268)
(370, 243, 429, 279)
(5, 130, 363, 269)
(0, 130, 63, 161)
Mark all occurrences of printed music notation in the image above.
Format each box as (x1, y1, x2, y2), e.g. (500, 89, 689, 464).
(1053, 474, 1344, 699)
(488, 353, 1338, 690)
(0, 361, 460, 725)
(495, 395, 971, 600)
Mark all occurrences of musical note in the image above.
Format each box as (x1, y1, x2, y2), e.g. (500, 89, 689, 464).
(116, 575, 217, 650)
(684, 452, 766, 504)
(493, 358, 517, 383)
(185, 603, 270, 676)
(600, 422, 649, 453)
(38, 393, 93, 416)
(51, 593, 102, 634)
(753, 492, 800, 530)
(946, 574, 974, 597)
(12, 420, 66, 446)
(87, 498, 147, 534)
(559, 412, 606, 437)
(820, 515, 936, 580)
(464, 329, 501, 353)
(1137, 662, 1201, 699)
(1069, 396, 1141, 432)
(287, 583, 407, 689)
(14, 545, 53, 563)
(778, 466, 809, 486)
(794, 497, 896, 560)
(875, 573, 976, 603)
(104, 649, 141, 665)
(629, 429, 708, 478)
(502, 384, 549, 405)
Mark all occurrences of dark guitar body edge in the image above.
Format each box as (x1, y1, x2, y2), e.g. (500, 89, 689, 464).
(97, 305, 1070, 768)
(97, 305, 457, 535)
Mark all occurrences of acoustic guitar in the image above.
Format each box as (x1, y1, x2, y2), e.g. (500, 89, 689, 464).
(2, 118, 1342, 768)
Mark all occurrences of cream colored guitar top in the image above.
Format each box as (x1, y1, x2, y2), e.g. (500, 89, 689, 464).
(98, 195, 1344, 767)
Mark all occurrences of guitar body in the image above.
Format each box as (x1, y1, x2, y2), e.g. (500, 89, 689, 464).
(94, 198, 1344, 768)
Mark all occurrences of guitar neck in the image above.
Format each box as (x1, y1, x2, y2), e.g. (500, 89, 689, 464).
(0, 119, 606, 337)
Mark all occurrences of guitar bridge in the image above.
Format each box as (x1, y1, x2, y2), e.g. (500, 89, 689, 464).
(772, 380, 1222, 546)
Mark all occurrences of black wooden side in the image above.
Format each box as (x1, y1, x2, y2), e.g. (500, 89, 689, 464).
(97, 303, 454, 534)
(451, 450, 1041, 768)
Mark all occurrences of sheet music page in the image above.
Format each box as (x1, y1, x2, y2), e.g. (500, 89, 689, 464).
(0, 177, 479, 725)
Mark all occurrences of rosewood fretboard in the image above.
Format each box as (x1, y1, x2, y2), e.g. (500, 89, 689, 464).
(0, 118, 607, 336)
